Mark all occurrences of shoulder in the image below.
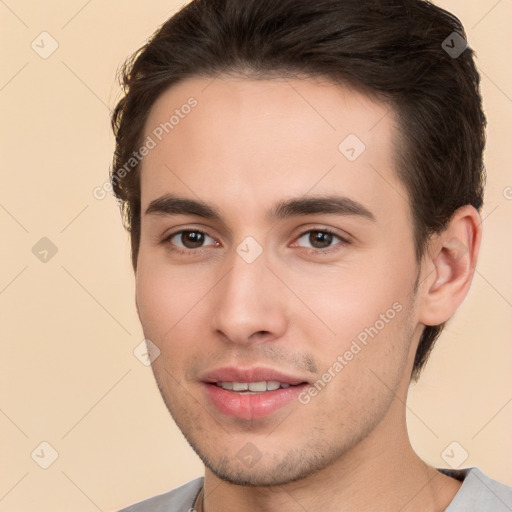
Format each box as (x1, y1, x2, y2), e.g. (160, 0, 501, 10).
(442, 467, 512, 511)
(117, 477, 204, 512)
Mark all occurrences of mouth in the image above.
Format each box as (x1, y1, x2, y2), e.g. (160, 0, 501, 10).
(201, 368, 310, 420)
(214, 381, 295, 393)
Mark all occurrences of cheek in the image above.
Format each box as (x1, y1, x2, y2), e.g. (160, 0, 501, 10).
(135, 264, 169, 337)
(318, 308, 408, 382)
(302, 301, 413, 434)
(135, 255, 199, 340)
(292, 263, 411, 347)
(296, 261, 414, 392)
(135, 254, 221, 373)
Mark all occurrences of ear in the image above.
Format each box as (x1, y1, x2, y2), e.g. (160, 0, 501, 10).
(417, 205, 482, 326)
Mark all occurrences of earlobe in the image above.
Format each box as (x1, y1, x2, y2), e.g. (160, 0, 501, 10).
(418, 206, 482, 326)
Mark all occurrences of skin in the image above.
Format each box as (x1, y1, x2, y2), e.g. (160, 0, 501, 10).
(134, 75, 481, 511)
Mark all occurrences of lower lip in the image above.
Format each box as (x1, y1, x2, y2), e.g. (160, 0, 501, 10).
(204, 383, 306, 420)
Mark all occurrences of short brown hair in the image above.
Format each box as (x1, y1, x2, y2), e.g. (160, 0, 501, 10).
(110, 0, 486, 380)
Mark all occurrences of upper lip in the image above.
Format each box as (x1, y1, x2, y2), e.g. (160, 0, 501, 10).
(202, 367, 308, 385)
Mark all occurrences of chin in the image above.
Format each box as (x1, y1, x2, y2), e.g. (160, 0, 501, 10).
(208, 465, 314, 487)
(190, 437, 339, 487)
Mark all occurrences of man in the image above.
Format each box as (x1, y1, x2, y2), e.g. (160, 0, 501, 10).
(112, 0, 512, 510)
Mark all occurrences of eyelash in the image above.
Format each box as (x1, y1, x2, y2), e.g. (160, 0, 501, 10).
(160, 227, 349, 257)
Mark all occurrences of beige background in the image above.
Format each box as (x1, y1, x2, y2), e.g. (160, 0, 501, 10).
(1, 1, 511, 511)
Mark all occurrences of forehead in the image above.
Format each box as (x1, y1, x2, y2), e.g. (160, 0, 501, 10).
(139, 75, 407, 224)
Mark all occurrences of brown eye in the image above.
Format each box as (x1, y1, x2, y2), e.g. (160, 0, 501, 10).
(296, 229, 346, 251)
(169, 230, 214, 249)
(310, 231, 333, 249)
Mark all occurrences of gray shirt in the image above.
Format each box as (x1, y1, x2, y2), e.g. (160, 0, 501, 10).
(118, 467, 512, 511)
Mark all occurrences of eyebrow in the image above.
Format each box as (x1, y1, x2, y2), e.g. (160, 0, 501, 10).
(144, 193, 376, 222)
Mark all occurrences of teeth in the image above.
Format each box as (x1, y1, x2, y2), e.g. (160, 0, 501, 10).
(217, 381, 292, 392)
(266, 381, 281, 391)
(248, 381, 267, 392)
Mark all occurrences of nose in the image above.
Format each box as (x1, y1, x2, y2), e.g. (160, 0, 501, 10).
(210, 248, 288, 346)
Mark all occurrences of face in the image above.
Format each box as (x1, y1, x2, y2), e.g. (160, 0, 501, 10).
(135, 75, 422, 486)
